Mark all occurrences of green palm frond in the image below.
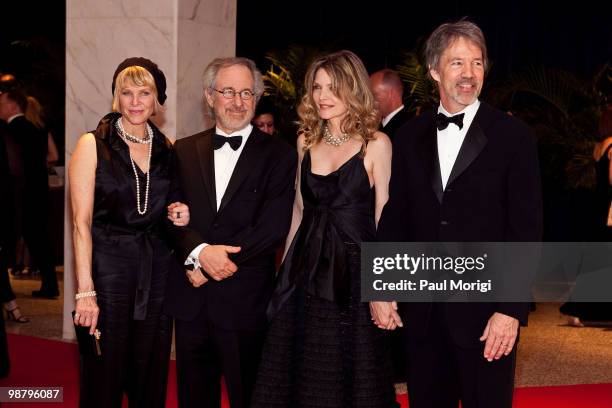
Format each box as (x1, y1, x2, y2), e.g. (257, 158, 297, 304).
(260, 45, 327, 143)
(501, 66, 585, 118)
(264, 65, 296, 102)
(493, 64, 611, 189)
(395, 51, 438, 114)
(264, 44, 325, 105)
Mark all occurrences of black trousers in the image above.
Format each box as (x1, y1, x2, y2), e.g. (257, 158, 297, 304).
(22, 199, 58, 293)
(0, 240, 16, 303)
(404, 305, 517, 408)
(0, 310, 9, 378)
(175, 305, 265, 408)
(79, 235, 172, 408)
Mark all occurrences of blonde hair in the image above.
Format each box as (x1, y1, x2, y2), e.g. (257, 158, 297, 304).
(25, 96, 45, 129)
(111, 66, 163, 114)
(297, 50, 379, 152)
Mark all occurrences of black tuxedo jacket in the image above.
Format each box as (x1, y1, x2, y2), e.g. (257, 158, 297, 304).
(0, 127, 12, 245)
(7, 116, 48, 199)
(381, 106, 411, 141)
(164, 127, 297, 330)
(377, 102, 542, 347)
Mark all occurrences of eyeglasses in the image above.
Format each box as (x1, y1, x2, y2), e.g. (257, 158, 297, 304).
(212, 87, 256, 100)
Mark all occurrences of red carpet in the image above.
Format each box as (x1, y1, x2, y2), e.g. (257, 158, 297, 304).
(1, 334, 611, 407)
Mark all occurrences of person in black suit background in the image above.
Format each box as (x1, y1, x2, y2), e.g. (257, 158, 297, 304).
(0, 89, 14, 377)
(0, 87, 59, 298)
(0, 80, 29, 322)
(370, 69, 411, 383)
(164, 57, 297, 408)
(377, 20, 542, 408)
(370, 69, 411, 140)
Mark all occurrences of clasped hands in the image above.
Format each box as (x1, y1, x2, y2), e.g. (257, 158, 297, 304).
(370, 301, 403, 330)
(185, 244, 241, 287)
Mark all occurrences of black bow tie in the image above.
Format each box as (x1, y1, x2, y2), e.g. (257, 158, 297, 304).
(436, 112, 465, 131)
(213, 134, 243, 150)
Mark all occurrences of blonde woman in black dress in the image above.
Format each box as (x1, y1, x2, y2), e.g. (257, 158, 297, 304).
(70, 58, 189, 407)
(252, 50, 401, 408)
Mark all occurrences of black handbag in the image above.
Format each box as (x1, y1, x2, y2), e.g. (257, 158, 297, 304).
(72, 311, 102, 357)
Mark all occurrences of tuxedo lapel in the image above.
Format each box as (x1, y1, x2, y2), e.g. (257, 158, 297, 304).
(195, 131, 217, 213)
(446, 108, 488, 188)
(422, 117, 444, 203)
(218, 129, 264, 213)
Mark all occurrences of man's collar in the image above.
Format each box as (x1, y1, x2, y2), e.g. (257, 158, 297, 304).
(438, 100, 480, 118)
(382, 104, 405, 127)
(7, 113, 24, 124)
(215, 123, 253, 137)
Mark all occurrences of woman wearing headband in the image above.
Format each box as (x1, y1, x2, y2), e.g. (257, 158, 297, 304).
(70, 57, 189, 407)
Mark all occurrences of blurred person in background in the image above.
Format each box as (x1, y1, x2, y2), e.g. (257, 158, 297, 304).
(561, 105, 612, 326)
(0, 85, 58, 298)
(0, 77, 29, 323)
(252, 98, 278, 136)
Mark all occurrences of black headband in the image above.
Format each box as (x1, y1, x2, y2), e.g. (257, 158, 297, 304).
(111, 57, 167, 105)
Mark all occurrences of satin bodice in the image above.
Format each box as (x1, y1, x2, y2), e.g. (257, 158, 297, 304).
(268, 148, 375, 317)
(92, 112, 179, 231)
(301, 150, 376, 243)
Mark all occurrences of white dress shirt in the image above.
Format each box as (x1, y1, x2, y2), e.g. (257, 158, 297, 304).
(437, 100, 480, 190)
(381, 104, 405, 128)
(186, 124, 252, 267)
(7, 113, 24, 124)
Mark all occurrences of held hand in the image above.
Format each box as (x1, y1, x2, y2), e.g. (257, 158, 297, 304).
(370, 301, 403, 330)
(74, 296, 100, 335)
(480, 312, 519, 361)
(198, 245, 241, 281)
(167, 202, 190, 226)
(185, 268, 208, 287)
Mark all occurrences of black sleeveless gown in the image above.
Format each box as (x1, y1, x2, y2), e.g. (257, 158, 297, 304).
(252, 150, 396, 408)
(79, 112, 178, 407)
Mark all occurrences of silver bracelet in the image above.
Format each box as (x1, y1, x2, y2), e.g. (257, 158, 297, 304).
(75, 290, 97, 300)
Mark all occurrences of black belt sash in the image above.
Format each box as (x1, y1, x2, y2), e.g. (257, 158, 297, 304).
(93, 223, 160, 320)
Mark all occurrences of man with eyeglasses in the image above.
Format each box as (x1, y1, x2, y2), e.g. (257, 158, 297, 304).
(164, 57, 297, 408)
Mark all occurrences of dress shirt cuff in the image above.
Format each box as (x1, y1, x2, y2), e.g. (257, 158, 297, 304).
(185, 243, 208, 269)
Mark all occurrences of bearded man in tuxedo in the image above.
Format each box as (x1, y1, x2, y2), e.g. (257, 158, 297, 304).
(377, 20, 542, 408)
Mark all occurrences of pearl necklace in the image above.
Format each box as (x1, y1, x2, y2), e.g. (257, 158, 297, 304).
(323, 124, 350, 146)
(116, 118, 153, 144)
(114, 119, 154, 215)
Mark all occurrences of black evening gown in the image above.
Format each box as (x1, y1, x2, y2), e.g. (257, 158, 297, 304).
(252, 150, 397, 408)
(560, 143, 612, 321)
(79, 112, 178, 408)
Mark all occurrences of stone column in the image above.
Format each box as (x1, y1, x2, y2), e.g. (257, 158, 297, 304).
(63, 0, 236, 339)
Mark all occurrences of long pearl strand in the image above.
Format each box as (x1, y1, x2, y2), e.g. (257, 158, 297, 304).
(115, 119, 154, 215)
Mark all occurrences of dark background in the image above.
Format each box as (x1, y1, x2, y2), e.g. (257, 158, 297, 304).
(1, 1, 66, 161)
(1, 0, 609, 137)
(237, 0, 611, 80)
(0, 1, 610, 245)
